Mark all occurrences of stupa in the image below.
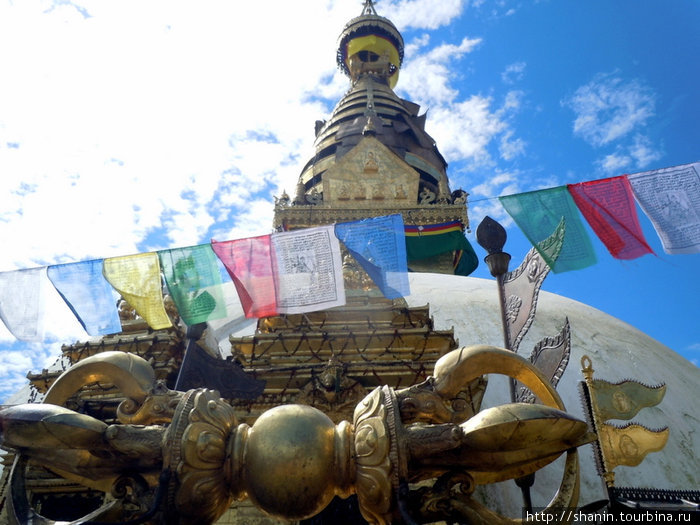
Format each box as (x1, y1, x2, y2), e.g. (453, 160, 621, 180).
(0, 2, 697, 524)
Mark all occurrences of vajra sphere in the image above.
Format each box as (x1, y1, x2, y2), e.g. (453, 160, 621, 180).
(0, 346, 593, 524)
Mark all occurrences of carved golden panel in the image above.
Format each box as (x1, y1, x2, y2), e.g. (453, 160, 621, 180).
(322, 136, 420, 208)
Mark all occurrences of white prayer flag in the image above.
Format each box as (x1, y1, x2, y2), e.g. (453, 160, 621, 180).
(0, 267, 47, 341)
(271, 225, 346, 314)
(627, 162, 700, 254)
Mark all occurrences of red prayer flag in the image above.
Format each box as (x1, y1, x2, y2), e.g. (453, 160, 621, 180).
(211, 236, 278, 318)
(568, 177, 653, 260)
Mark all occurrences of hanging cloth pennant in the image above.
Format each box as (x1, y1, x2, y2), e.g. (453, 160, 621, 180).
(158, 245, 227, 325)
(47, 260, 122, 336)
(499, 186, 597, 273)
(568, 176, 654, 260)
(334, 214, 410, 299)
(271, 225, 345, 314)
(212, 225, 346, 318)
(404, 220, 478, 276)
(103, 253, 173, 330)
(627, 162, 700, 254)
(0, 267, 47, 341)
(211, 235, 277, 318)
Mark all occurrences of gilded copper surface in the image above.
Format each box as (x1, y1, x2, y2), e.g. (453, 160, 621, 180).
(579, 355, 669, 487)
(0, 346, 593, 524)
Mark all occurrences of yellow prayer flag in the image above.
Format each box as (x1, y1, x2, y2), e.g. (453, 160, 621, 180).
(598, 423, 669, 471)
(589, 378, 666, 421)
(103, 253, 172, 330)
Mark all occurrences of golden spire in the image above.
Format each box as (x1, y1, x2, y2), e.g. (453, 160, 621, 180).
(361, 0, 378, 16)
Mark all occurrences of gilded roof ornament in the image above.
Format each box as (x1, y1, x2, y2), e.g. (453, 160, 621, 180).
(336, 0, 404, 86)
(361, 0, 378, 16)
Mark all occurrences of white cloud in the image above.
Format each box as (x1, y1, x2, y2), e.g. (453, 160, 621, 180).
(383, 0, 467, 30)
(400, 36, 482, 105)
(468, 171, 521, 227)
(595, 135, 663, 175)
(397, 35, 524, 175)
(501, 61, 526, 84)
(0, 0, 352, 271)
(499, 130, 526, 160)
(428, 95, 505, 166)
(628, 134, 663, 168)
(563, 73, 656, 147)
(598, 152, 632, 174)
(564, 73, 663, 176)
(470, 170, 520, 199)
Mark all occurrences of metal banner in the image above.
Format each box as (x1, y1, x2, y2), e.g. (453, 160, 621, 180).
(516, 318, 571, 403)
(501, 220, 565, 352)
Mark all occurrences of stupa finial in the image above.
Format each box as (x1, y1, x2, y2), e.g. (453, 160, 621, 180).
(361, 0, 378, 16)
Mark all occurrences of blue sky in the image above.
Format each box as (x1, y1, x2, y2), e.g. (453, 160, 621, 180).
(0, 0, 698, 401)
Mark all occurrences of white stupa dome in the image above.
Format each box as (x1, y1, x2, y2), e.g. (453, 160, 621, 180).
(405, 273, 699, 515)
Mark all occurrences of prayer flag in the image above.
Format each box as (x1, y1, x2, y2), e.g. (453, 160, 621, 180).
(499, 187, 597, 272)
(176, 341, 266, 398)
(568, 177, 653, 259)
(212, 225, 345, 318)
(47, 260, 122, 336)
(0, 267, 46, 341)
(103, 253, 173, 330)
(334, 214, 409, 299)
(211, 235, 277, 318)
(404, 220, 478, 276)
(627, 162, 700, 254)
(159, 245, 227, 325)
(272, 225, 346, 314)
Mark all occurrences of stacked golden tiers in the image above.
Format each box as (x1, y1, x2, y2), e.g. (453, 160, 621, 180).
(228, 294, 457, 423)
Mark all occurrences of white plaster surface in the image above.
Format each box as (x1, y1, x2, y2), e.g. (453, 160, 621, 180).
(405, 273, 699, 515)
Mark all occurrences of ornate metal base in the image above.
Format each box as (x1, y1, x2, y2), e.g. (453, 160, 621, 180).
(1, 346, 594, 524)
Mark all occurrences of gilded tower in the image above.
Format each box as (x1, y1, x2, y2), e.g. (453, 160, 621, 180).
(226, 1, 480, 427)
(274, 0, 475, 275)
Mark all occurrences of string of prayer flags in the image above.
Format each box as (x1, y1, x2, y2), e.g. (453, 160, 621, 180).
(334, 214, 410, 299)
(158, 245, 227, 326)
(211, 235, 277, 318)
(627, 162, 700, 254)
(404, 220, 478, 276)
(568, 176, 654, 260)
(0, 267, 46, 341)
(499, 186, 597, 273)
(47, 260, 122, 336)
(103, 253, 173, 330)
(213, 224, 345, 319)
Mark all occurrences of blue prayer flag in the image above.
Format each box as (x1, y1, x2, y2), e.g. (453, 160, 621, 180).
(334, 214, 410, 299)
(47, 260, 122, 336)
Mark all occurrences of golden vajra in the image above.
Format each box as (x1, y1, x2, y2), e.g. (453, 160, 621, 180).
(0, 346, 594, 524)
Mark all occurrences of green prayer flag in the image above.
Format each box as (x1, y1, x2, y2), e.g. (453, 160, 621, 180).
(159, 245, 227, 325)
(499, 186, 596, 273)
